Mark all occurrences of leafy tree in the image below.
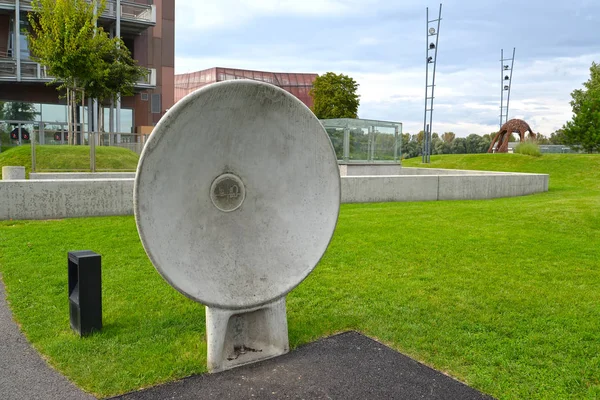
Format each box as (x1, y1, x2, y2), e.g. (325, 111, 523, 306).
(310, 72, 360, 119)
(562, 62, 600, 153)
(535, 133, 550, 145)
(434, 139, 451, 154)
(451, 137, 467, 154)
(1, 102, 39, 123)
(441, 132, 455, 143)
(27, 0, 146, 141)
(465, 133, 487, 153)
(430, 135, 441, 154)
(549, 129, 567, 145)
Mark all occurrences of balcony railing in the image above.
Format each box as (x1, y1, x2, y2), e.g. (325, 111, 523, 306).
(104, 0, 156, 24)
(0, 56, 156, 89)
(0, 0, 156, 25)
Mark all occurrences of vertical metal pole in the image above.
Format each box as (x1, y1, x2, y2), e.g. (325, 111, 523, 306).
(343, 127, 349, 162)
(109, 100, 114, 146)
(87, 97, 93, 143)
(422, 7, 429, 163)
(31, 128, 36, 172)
(15, 0, 21, 81)
(505, 47, 515, 126)
(424, 127, 428, 162)
(394, 125, 399, 162)
(500, 49, 504, 130)
(366, 126, 371, 161)
(399, 124, 403, 162)
(371, 126, 376, 161)
(116, 0, 122, 144)
(428, 3, 442, 164)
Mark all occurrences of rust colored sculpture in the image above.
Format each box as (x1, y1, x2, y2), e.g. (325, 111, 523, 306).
(488, 119, 536, 153)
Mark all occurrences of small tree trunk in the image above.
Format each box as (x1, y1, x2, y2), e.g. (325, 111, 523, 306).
(98, 105, 104, 145)
(66, 88, 72, 145)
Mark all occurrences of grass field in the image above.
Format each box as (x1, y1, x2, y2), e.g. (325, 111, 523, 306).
(0, 153, 599, 399)
(0, 145, 139, 177)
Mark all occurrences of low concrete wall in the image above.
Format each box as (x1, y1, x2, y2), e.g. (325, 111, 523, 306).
(2, 166, 26, 180)
(437, 174, 549, 201)
(342, 173, 548, 203)
(0, 179, 133, 220)
(398, 167, 507, 176)
(341, 176, 438, 203)
(0, 171, 549, 220)
(30, 172, 136, 180)
(341, 164, 403, 176)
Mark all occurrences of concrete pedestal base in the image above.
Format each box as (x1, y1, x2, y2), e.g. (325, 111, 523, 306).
(2, 166, 25, 180)
(205, 297, 289, 373)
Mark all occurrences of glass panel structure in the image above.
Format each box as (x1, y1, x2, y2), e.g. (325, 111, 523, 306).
(320, 118, 402, 163)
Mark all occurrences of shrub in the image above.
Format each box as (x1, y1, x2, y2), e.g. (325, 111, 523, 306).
(514, 141, 542, 156)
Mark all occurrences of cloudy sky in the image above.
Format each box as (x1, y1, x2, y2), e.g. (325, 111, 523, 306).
(174, 0, 600, 137)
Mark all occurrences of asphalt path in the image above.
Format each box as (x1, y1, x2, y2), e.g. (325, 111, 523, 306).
(113, 331, 494, 400)
(0, 274, 94, 400)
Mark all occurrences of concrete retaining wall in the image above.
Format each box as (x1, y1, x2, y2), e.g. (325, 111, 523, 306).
(0, 171, 549, 220)
(341, 176, 439, 203)
(0, 179, 133, 220)
(2, 166, 26, 180)
(340, 164, 403, 176)
(341, 173, 548, 203)
(437, 174, 549, 201)
(29, 172, 136, 180)
(398, 167, 507, 176)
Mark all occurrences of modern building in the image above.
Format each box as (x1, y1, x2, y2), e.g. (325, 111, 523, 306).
(0, 0, 174, 142)
(175, 67, 318, 109)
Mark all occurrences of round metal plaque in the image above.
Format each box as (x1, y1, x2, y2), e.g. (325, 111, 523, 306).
(210, 173, 245, 212)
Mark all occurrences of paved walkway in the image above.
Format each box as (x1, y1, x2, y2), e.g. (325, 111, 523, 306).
(113, 331, 494, 400)
(0, 275, 94, 400)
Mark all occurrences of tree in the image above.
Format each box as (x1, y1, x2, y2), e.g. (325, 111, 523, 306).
(441, 132, 455, 143)
(310, 72, 360, 119)
(27, 0, 146, 142)
(535, 133, 550, 144)
(549, 129, 567, 145)
(451, 137, 467, 154)
(1, 102, 39, 123)
(562, 62, 600, 153)
(465, 133, 488, 153)
(434, 139, 451, 154)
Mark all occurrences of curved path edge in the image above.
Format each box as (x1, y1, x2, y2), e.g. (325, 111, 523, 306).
(0, 274, 95, 400)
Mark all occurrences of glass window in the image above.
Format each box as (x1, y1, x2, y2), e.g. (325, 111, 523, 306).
(120, 109, 133, 133)
(0, 101, 40, 122)
(41, 104, 67, 123)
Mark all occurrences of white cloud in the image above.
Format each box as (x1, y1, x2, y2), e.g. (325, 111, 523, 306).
(175, 52, 596, 136)
(175, 0, 377, 31)
(173, 0, 600, 138)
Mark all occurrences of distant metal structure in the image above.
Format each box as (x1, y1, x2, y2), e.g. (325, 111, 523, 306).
(423, 4, 442, 164)
(500, 48, 516, 129)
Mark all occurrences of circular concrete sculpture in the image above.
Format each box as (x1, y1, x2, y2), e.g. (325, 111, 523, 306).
(134, 80, 340, 372)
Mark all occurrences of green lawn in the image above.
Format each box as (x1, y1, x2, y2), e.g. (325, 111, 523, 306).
(0, 153, 599, 399)
(0, 145, 139, 177)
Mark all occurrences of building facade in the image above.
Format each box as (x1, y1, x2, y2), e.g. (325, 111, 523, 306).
(0, 0, 174, 141)
(175, 68, 318, 109)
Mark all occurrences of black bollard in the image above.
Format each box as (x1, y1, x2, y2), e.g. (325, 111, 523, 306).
(68, 251, 102, 336)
